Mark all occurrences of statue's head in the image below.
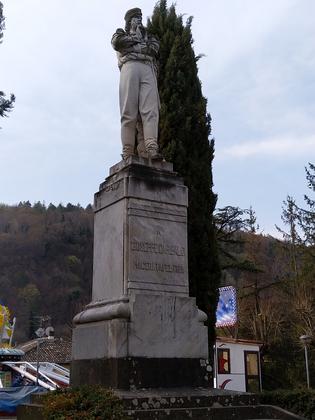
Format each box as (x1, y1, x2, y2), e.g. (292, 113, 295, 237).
(124, 7, 142, 32)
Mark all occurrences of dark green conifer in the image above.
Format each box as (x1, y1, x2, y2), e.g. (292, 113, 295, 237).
(148, 1, 221, 351)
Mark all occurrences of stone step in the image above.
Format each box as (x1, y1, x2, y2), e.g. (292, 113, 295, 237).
(125, 405, 304, 420)
(117, 387, 258, 410)
(16, 390, 305, 420)
(16, 402, 304, 420)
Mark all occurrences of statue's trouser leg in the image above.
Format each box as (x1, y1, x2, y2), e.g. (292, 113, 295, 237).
(138, 63, 160, 157)
(136, 117, 147, 158)
(119, 62, 140, 158)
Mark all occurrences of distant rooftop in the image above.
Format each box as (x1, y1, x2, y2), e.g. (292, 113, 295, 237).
(216, 336, 263, 346)
(17, 338, 71, 364)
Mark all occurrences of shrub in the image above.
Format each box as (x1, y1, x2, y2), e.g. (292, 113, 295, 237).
(42, 385, 127, 420)
(261, 389, 315, 420)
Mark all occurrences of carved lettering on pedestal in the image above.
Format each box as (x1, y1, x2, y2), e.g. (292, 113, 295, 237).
(103, 179, 122, 193)
(134, 261, 184, 273)
(131, 240, 185, 256)
(131, 238, 186, 275)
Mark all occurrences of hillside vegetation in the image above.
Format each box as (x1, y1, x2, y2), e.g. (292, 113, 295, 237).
(0, 202, 93, 342)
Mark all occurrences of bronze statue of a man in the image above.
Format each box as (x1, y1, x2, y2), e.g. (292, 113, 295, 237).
(112, 8, 161, 159)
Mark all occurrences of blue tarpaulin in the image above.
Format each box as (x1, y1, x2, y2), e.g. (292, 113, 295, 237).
(0, 385, 46, 413)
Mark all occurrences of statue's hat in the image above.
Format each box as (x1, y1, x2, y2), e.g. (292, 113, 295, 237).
(124, 7, 142, 23)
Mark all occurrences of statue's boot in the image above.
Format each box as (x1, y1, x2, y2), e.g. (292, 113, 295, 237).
(121, 144, 135, 161)
(144, 138, 163, 160)
(136, 120, 148, 158)
(137, 140, 148, 158)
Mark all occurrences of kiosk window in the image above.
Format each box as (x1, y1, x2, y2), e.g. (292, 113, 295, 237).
(244, 351, 261, 392)
(217, 348, 231, 374)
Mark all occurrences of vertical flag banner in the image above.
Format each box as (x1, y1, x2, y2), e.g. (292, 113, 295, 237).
(216, 286, 237, 327)
(0, 304, 13, 345)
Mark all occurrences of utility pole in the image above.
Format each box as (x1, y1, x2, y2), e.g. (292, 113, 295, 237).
(300, 335, 312, 388)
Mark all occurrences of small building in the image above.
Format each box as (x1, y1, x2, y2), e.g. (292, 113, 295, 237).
(215, 336, 263, 393)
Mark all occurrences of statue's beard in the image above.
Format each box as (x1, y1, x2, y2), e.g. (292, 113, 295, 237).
(131, 23, 145, 37)
(137, 25, 145, 37)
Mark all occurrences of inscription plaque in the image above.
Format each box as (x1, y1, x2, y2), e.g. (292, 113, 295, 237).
(128, 213, 189, 293)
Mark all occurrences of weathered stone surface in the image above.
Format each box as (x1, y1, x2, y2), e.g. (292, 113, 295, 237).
(117, 387, 259, 408)
(127, 199, 188, 296)
(92, 200, 125, 301)
(71, 357, 210, 389)
(124, 405, 305, 420)
(72, 294, 207, 360)
(118, 389, 304, 419)
(72, 319, 129, 360)
(71, 158, 209, 390)
(91, 158, 189, 303)
(17, 390, 305, 420)
(109, 156, 173, 175)
(73, 297, 130, 324)
(128, 294, 207, 358)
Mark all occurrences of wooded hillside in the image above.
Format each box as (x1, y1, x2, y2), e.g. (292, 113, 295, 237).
(0, 202, 93, 343)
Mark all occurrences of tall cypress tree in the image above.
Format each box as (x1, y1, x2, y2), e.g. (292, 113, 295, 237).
(148, 1, 221, 351)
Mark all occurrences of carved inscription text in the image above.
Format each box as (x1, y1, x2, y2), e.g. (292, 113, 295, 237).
(131, 240, 185, 256)
(134, 261, 184, 273)
(103, 179, 122, 193)
(131, 238, 185, 275)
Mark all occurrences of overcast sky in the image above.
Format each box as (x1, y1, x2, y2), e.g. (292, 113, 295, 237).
(1, 0, 314, 236)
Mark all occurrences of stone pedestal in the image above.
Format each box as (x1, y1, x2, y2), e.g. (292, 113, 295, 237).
(71, 157, 210, 389)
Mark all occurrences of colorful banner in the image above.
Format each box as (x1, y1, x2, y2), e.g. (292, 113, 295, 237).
(0, 304, 13, 343)
(216, 286, 237, 327)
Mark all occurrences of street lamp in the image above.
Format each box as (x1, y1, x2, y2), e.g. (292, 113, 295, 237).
(300, 335, 312, 389)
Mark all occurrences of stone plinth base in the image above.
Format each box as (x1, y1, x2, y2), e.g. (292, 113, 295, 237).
(71, 157, 210, 389)
(71, 293, 209, 389)
(71, 357, 210, 389)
